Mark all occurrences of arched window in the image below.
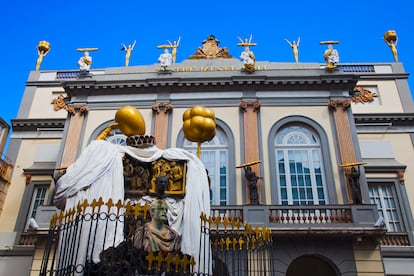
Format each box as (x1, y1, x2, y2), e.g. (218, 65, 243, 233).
(89, 121, 127, 146)
(106, 130, 127, 146)
(183, 128, 229, 206)
(275, 124, 328, 205)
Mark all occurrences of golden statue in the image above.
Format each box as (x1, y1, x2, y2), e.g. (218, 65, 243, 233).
(384, 30, 398, 62)
(285, 37, 300, 63)
(167, 37, 181, 64)
(36, 41, 50, 71)
(121, 40, 136, 67)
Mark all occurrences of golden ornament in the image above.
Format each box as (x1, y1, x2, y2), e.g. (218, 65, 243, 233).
(38, 41, 50, 53)
(115, 105, 146, 136)
(182, 106, 216, 143)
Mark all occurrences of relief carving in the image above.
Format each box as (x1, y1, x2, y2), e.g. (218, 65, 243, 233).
(189, 35, 232, 59)
(123, 155, 187, 200)
(351, 87, 378, 104)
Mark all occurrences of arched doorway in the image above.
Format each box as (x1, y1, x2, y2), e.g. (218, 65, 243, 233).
(286, 255, 339, 276)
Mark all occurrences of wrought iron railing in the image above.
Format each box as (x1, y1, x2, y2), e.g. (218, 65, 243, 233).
(39, 199, 273, 276)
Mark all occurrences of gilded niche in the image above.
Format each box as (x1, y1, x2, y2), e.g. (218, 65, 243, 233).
(189, 35, 232, 59)
(123, 155, 187, 200)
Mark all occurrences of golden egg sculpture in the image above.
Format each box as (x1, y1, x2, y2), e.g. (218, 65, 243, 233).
(183, 106, 216, 142)
(115, 105, 146, 136)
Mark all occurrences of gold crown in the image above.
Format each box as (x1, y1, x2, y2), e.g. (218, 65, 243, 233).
(126, 135, 156, 148)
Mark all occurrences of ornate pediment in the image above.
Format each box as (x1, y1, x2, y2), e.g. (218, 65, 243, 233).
(189, 35, 232, 59)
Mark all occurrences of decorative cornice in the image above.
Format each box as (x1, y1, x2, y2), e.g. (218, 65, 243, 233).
(51, 94, 88, 116)
(152, 102, 173, 113)
(240, 100, 260, 112)
(62, 74, 359, 95)
(328, 100, 351, 110)
(11, 118, 65, 132)
(354, 113, 414, 127)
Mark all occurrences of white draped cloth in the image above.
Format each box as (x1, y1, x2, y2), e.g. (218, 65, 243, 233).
(54, 140, 211, 273)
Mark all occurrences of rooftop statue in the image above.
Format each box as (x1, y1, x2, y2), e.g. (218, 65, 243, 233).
(384, 30, 398, 62)
(157, 48, 173, 70)
(167, 36, 180, 64)
(36, 41, 50, 71)
(237, 35, 257, 73)
(321, 41, 339, 71)
(189, 35, 232, 59)
(121, 40, 136, 67)
(285, 37, 300, 63)
(77, 47, 98, 71)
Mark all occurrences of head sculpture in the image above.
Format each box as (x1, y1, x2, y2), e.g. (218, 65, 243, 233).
(155, 175, 169, 199)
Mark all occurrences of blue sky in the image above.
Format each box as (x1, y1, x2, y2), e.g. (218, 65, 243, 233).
(1, 1, 412, 132)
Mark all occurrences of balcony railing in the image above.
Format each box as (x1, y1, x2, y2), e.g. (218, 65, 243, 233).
(380, 232, 410, 246)
(211, 204, 386, 236)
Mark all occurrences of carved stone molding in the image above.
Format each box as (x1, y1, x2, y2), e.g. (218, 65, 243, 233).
(51, 94, 88, 116)
(328, 100, 351, 111)
(25, 174, 32, 186)
(152, 102, 173, 113)
(240, 100, 260, 112)
(397, 170, 405, 185)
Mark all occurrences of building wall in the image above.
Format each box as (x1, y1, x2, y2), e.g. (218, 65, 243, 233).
(2, 61, 414, 275)
(1, 138, 60, 234)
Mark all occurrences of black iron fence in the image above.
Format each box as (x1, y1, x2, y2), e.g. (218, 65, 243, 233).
(39, 199, 273, 276)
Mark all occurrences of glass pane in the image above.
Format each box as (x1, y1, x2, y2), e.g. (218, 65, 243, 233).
(299, 188, 305, 199)
(279, 175, 286, 187)
(281, 188, 287, 200)
(291, 175, 297, 186)
(292, 188, 298, 200)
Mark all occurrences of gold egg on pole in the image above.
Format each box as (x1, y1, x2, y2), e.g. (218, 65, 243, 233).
(115, 105, 146, 136)
(183, 106, 216, 143)
(182, 106, 216, 158)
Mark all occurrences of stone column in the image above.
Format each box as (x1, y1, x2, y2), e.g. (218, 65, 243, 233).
(152, 103, 173, 150)
(240, 100, 261, 204)
(329, 99, 357, 203)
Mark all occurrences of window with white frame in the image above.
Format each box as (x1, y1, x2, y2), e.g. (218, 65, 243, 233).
(275, 125, 327, 205)
(183, 128, 228, 205)
(26, 185, 48, 228)
(369, 182, 403, 232)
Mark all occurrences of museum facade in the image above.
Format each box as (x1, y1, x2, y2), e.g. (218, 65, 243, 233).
(1, 37, 414, 275)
